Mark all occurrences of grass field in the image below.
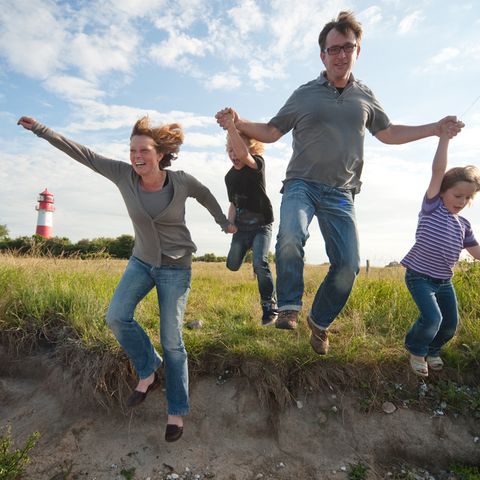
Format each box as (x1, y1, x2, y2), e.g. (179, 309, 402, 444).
(1, 254, 479, 410)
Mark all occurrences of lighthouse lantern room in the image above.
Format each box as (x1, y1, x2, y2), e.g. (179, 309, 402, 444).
(35, 188, 55, 238)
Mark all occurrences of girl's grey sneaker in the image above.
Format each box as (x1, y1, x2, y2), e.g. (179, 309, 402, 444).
(261, 305, 278, 326)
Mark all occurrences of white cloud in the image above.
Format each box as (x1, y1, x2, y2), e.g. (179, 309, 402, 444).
(429, 47, 460, 65)
(184, 132, 225, 149)
(152, 0, 209, 31)
(70, 27, 140, 80)
(248, 60, 286, 91)
(43, 75, 105, 102)
(58, 100, 215, 133)
(205, 73, 242, 91)
(227, 0, 265, 36)
(146, 0, 339, 92)
(149, 32, 208, 70)
(0, 0, 141, 90)
(63, 101, 151, 132)
(0, 0, 66, 78)
(359, 6, 383, 27)
(109, 0, 167, 16)
(398, 10, 423, 34)
(414, 45, 480, 74)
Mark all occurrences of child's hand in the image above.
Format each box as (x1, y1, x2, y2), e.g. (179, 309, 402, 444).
(435, 116, 465, 139)
(215, 108, 239, 130)
(225, 223, 237, 234)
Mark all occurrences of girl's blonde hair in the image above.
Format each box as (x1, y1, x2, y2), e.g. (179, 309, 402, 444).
(131, 116, 184, 168)
(440, 165, 480, 198)
(240, 134, 265, 156)
(226, 133, 265, 156)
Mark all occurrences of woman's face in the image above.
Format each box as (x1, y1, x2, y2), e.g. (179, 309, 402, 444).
(130, 135, 163, 176)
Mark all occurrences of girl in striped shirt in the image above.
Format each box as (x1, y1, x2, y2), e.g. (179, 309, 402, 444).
(401, 121, 480, 377)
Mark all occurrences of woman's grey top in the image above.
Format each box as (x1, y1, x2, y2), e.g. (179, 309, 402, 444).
(32, 122, 230, 267)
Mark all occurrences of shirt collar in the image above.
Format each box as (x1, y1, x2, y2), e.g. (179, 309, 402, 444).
(317, 70, 356, 87)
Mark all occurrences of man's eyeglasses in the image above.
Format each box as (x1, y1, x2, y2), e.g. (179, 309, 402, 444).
(323, 43, 357, 56)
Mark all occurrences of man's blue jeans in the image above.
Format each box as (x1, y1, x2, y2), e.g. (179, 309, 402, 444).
(404, 269, 458, 357)
(105, 256, 191, 416)
(226, 224, 276, 305)
(275, 179, 360, 328)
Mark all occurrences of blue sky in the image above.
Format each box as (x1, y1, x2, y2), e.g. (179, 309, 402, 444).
(1, 0, 479, 265)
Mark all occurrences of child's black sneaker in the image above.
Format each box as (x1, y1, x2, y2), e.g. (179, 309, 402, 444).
(261, 305, 278, 326)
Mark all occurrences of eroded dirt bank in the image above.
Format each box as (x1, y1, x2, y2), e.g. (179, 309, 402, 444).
(1, 351, 479, 480)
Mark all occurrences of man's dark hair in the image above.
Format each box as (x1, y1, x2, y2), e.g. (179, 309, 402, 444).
(318, 11, 363, 51)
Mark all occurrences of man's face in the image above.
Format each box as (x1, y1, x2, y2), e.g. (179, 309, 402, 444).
(320, 28, 360, 87)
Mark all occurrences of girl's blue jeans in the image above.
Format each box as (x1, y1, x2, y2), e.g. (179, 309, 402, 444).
(106, 256, 191, 416)
(226, 224, 276, 305)
(404, 269, 458, 357)
(275, 179, 360, 328)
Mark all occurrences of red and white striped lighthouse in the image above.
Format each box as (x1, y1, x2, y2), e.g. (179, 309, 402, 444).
(35, 188, 55, 238)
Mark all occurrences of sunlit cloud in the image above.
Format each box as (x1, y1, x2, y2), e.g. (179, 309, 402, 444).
(43, 75, 105, 102)
(60, 100, 215, 133)
(69, 27, 140, 80)
(110, 0, 167, 16)
(205, 72, 242, 91)
(398, 10, 423, 34)
(359, 5, 383, 27)
(184, 132, 225, 149)
(414, 45, 480, 74)
(429, 47, 460, 65)
(0, 0, 66, 79)
(149, 32, 209, 70)
(248, 60, 287, 91)
(227, 0, 265, 36)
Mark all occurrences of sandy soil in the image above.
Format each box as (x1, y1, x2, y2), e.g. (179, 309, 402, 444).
(1, 350, 479, 480)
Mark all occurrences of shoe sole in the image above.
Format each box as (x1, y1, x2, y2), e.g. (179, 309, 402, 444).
(275, 322, 297, 330)
(262, 318, 277, 327)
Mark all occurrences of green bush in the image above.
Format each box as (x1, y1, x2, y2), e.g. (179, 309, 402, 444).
(0, 425, 40, 480)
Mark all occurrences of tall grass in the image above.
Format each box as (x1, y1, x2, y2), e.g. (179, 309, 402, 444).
(1, 254, 479, 407)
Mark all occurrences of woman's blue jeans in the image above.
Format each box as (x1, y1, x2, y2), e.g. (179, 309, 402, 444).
(404, 269, 458, 357)
(105, 256, 191, 416)
(275, 179, 360, 328)
(226, 224, 276, 305)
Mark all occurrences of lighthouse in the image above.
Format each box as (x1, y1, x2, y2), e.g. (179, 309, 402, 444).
(35, 188, 55, 238)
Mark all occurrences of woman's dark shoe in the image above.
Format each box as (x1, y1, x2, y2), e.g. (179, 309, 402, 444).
(126, 371, 161, 408)
(165, 424, 183, 442)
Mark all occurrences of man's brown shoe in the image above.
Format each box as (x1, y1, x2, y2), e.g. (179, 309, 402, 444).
(275, 310, 298, 330)
(307, 315, 329, 355)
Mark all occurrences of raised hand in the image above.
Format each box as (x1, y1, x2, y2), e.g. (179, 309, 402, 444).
(17, 116, 36, 130)
(215, 108, 238, 130)
(434, 116, 465, 139)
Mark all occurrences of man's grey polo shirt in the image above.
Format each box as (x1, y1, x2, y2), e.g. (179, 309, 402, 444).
(269, 72, 391, 193)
